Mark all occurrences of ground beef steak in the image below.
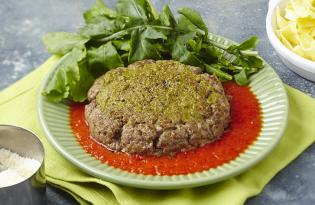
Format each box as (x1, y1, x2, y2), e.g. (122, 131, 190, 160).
(85, 60, 230, 156)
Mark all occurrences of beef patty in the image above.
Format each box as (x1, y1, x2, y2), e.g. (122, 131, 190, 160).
(85, 60, 230, 156)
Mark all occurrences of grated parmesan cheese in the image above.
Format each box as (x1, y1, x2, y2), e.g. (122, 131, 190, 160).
(0, 148, 41, 187)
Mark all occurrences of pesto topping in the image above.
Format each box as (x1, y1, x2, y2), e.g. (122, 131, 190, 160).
(96, 61, 222, 123)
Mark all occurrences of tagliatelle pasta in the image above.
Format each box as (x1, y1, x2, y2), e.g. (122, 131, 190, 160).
(276, 0, 315, 61)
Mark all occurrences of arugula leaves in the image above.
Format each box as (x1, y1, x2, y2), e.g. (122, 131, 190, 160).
(116, 0, 154, 21)
(42, 46, 94, 102)
(83, 0, 117, 23)
(172, 32, 202, 66)
(42, 32, 89, 55)
(178, 8, 208, 36)
(159, 5, 176, 27)
(42, 0, 264, 102)
(129, 28, 163, 62)
(87, 42, 124, 76)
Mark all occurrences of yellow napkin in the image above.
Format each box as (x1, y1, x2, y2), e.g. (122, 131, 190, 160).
(0, 57, 314, 205)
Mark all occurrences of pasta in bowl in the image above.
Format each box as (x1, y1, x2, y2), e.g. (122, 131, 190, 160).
(266, 0, 315, 81)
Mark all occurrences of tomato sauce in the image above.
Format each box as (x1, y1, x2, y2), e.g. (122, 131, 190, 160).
(70, 82, 261, 175)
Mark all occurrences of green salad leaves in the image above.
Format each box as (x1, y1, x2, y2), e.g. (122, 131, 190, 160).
(42, 0, 264, 102)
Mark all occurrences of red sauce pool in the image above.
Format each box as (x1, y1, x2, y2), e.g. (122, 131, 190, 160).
(70, 82, 262, 175)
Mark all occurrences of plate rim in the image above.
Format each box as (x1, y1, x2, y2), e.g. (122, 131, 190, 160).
(38, 34, 288, 189)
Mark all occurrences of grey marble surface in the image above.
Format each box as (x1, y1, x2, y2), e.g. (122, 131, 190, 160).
(0, 0, 314, 204)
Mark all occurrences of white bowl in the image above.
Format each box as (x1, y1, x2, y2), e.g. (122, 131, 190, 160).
(266, 0, 315, 82)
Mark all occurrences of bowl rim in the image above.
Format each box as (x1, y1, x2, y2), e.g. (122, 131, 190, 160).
(266, 0, 315, 72)
(0, 124, 45, 188)
(0, 124, 45, 164)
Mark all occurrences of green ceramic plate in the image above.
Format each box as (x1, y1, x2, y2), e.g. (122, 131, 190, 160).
(38, 34, 288, 189)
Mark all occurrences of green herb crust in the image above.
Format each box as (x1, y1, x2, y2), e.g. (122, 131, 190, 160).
(96, 60, 222, 123)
